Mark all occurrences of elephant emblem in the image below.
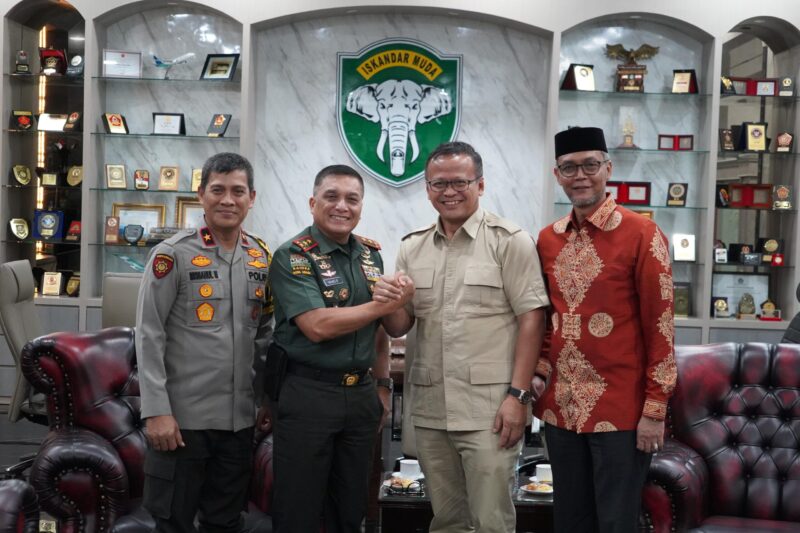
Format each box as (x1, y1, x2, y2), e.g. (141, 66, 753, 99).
(346, 79, 453, 177)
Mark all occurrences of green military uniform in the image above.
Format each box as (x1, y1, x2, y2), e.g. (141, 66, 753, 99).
(269, 224, 384, 532)
(136, 226, 272, 533)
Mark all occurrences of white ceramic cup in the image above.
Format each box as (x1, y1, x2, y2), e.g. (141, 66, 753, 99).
(536, 464, 553, 483)
(400, 459, 422, 479)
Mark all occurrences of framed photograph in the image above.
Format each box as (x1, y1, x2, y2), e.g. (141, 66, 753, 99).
(153, 113, 185, 135)
(200, 53, 239, 80)
(176, 196, 205, 229)
(102, 49, 142, 78)
(106, 164, 127, 189)
(112, 203, 166, 240)
(158, 166, 180, 191)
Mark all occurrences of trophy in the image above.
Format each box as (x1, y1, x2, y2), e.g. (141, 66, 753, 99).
(737, 293, 757, 320)
(606, 43, 659, 93)
(34, 210, 64, 240)
(134, 170, 150, 190)
(66, 166, 83, 187)
(713, 297, 730, 318)
(64, 220, 81, 242)
(666, 183, 687, 206)
(66, 55, 84, 77)
(123, 224, 145, 245)
(104, 216, 120, 244)
(15, 50, 30, 74)
(714, 239, 728, 263)
(11, 165, 32, 185)
(65, 274, 80, 297)
(8, 218, 29, 240)
(42, 272, 63, 296)
(773, 185, 793, 210)
(776, 132, 793, 153)
(759, 298, 781, 321)
(617, 117, 638, 149)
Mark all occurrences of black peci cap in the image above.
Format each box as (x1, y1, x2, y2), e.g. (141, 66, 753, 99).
(555, 127, 608, 158)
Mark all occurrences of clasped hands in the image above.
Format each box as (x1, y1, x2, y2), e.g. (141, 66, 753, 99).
(372, 271, 416, 309)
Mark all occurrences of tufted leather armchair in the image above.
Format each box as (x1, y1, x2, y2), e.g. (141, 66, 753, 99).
(641, 343, 800, 532)
(0, 479, 39, 533)
(20, 327, 275, 533)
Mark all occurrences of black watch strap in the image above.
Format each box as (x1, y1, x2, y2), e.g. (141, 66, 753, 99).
(376, 377, 394, 391)
(507, 386, 532, 404)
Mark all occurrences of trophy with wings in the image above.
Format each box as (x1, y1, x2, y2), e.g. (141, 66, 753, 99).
(605, 43, 659, 92)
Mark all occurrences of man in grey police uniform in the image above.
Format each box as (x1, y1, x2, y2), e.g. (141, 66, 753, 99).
(136, 152, 272, 533)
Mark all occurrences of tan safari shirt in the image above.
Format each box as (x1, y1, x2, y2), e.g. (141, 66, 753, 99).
(397, 208, 549, 431)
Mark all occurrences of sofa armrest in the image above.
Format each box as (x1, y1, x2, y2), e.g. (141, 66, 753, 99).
(249, 432, 274, 515)
(30, 429, 130, 533)
(0, 479, 39, 533)
(641, 438, 709, 533)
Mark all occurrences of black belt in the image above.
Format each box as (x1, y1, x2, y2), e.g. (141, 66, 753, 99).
(286, 360, 370, 386)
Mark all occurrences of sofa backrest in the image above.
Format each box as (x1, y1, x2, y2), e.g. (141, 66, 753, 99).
(671, 343, 800, 522)
(21, 327, 146, 497)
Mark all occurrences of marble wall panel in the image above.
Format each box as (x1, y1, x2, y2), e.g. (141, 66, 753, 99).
(253, 13, 552, 268)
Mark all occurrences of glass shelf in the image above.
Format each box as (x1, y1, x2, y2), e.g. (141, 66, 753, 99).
(560, 89, 712, 100)
(717, 151, 799, 160)
(715, 207, 797, 213)
(609, 148, 710, 155)
(712, 264, 793, 272)
(91, 132, 239, 140)
(5, 128, 82, 136)
(6, 73, 84, 86)
(91, 188, 197, 194)
(3, 239, 80, 246)
(554, 202, 706, 210)
(89, 242, 155, 248)
(93, 76, 239, 84)
(720, 94, 799, 104)
(3, 184, 81, 191)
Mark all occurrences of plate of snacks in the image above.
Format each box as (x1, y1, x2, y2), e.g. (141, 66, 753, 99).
(521, 482, 553, 495)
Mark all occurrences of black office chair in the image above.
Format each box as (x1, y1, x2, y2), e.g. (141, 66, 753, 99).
(781, 283, 800, 343)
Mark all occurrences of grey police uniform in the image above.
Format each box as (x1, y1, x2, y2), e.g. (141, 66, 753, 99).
(135, 226, 272, 532)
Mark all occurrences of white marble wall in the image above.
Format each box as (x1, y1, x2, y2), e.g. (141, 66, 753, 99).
(252, 13, 552, 269)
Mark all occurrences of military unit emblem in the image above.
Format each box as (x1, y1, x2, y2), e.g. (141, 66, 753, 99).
(153, 254, 174, 279)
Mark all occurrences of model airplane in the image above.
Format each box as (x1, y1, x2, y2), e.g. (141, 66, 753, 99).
(153, 52, 195, 78)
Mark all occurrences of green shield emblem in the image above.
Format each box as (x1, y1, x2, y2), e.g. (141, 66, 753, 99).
(338, 38, 462, 187)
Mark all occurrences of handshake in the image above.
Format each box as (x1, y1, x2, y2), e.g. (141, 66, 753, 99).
(373, 271, 416, 310)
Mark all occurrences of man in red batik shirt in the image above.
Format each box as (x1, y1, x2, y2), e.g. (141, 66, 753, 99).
(533, 126, 676, 533)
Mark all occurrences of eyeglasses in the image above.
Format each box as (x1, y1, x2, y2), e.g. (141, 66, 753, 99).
(556, 160, 609, 178)
(426, 177, 482, 192)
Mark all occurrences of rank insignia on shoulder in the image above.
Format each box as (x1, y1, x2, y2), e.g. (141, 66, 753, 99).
(153, 254, 174, 279)
(192, 255, 212, 267)
(355, 235, 381, 250)
(199, 284, 213, 298)
(248, 259, 268, 269)
(247, 248, 263, 258)
(200, 227, 215, 246)
(292, 236, 318, 252)
(196, 302, 214, 322)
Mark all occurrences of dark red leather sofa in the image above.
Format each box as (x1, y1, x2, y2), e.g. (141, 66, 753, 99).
(641, 343, 800, 532)
(20, 327, 274, 533)
(0, 479, 39, 533)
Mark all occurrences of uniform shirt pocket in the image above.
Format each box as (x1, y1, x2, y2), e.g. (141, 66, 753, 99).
(409, 267, 435, 314)
(469, 362, 512, 417)
(186, 280, 224, 326)
(408, 365, 433, 417)
(463, 265, 507, 314)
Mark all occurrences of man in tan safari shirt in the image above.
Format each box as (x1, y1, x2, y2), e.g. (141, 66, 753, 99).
(376, 141, 549, 532)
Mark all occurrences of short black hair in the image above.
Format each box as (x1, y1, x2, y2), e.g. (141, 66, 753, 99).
(424, 141, 483, 179)
(313, 164, 364, 194)
(201, 152, 254, 191)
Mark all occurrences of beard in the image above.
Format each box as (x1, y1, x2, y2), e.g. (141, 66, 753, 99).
(568, 191, 605, 208)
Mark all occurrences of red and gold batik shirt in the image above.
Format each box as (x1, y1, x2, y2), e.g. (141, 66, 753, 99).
(533, 195, 676, 433)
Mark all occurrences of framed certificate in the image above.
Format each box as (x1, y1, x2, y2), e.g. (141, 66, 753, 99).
(745, 123, 767, 151)
(672, 233, 696, 262)
(106, 164, 127, 189)
(102, 49, 142, 78)
(153, 113, 185, 135)
(755, 79, 777, 96)
(626, 182, 651, 205)
(37, 113, 68, 131)
(176, 196, 205, 229)
(671, 69, 698, 94)
(200, 53, 239, 80)
(112, 203, 166, 240)
(159, 166, 179, 190)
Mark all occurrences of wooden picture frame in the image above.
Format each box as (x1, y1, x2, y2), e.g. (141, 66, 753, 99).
(175, 196, 205, 229)
(111, 202, 166, 239)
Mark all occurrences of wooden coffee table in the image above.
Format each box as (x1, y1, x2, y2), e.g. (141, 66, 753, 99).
(378, 474, 553, 533)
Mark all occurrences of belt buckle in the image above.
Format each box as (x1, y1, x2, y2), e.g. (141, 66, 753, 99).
(342, 372, 360, 386)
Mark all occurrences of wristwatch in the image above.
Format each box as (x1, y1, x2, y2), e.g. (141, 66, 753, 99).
(507, 386, 532, 404)
(376, 377, 394, 392)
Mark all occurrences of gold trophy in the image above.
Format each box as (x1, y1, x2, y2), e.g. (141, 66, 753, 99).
(618, 117, 638, 149)
(606, 43, 659, 93)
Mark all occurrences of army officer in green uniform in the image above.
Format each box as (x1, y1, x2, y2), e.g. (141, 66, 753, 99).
(268, 164, 413, 533)
(136, 153, 272, 533)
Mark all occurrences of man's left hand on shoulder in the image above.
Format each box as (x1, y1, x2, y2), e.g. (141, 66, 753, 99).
(493, 396, 527, 449)
(636, 415, 665, 454)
